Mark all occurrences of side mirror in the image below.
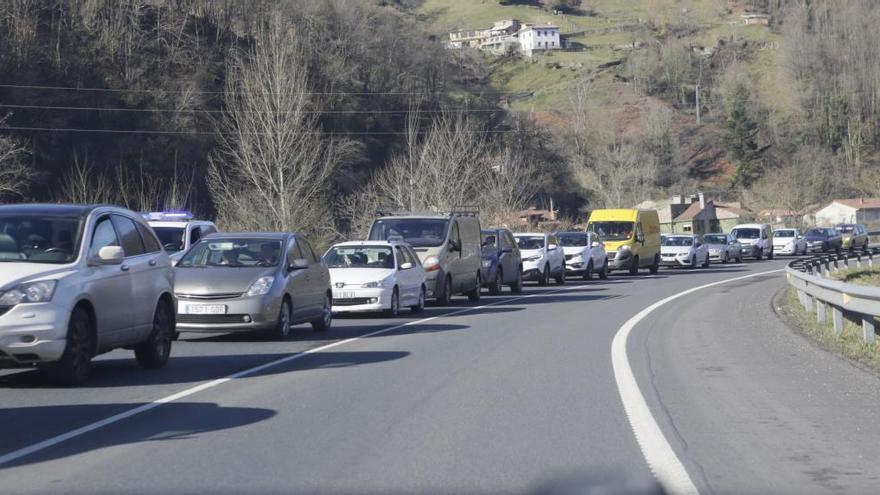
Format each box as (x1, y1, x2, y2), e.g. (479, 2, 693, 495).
(288, 258, 309, 271)
(399, 262, 414, 270)
(548, 244, 558, 251)
(92, 246, 124, 265)
(448, 240, 461, 252)
(591, 241, 601, 248)
(797, 235, 804, 239)
(500, 247, 513, 254)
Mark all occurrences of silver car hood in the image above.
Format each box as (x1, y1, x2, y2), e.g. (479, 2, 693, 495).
(174, 266, 273, 295)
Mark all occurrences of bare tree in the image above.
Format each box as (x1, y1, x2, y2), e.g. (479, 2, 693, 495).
(0, 126, 31, 200)
(55, 151, 114, 204)
(574, 143, 657, 209)
(481, 147, 541, 225)
(208, 12, 355, 238)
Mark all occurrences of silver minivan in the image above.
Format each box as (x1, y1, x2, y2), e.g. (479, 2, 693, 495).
(368, 211, 482, 305)
(0, 204, 176, 385)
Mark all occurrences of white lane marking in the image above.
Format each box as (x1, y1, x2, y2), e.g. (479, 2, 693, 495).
(612, 268, 783, 495)
(0, 283, 591, 467)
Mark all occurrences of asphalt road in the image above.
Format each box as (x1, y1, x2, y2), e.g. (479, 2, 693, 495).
(2, 257, 879, 494)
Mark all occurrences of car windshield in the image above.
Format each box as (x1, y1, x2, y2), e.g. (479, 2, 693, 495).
(177, 239, 282, 268)
(662, 236, 693, 247)
(774, 231, 795, 238)
(369, 218, 449, 247)
(0, 214, 83, 264)
(836, 226, 854, 233)
(703, 235, 727, 244)
(806, 228, 825, 237)
(324, 246, 394, 268)
(557, 234, 588, 247)
(731, 228, 760, 240)
(515, 236, 545, 250)
(152, 226, 186, 253)
(589, 221, 634, 242)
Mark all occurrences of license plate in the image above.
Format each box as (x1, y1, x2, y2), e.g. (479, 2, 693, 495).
(333, 291, 356, 300)
(180, 304, 226, 315)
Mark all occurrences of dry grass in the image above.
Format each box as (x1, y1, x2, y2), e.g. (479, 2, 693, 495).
(831, 267, 880, 287)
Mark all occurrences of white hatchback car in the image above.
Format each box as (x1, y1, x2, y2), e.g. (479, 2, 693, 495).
(0, 204, 176, 385)
(324, 241, 426, 316)
(514, 233, 566, 285)
(773, 228, 807, 256)
(660, 234, 710, 268)
(556, 231, 608, 280)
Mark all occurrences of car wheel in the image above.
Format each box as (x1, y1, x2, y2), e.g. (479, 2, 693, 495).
(510, 268, 524, 293)
(737, 253, 743, 263)
(584, 261, 593, 281)
(411, 286, 426, 313)
(467, 273, 482, 302)
(437, 276, 453, 306)
(311, 293, 332, 332)
(555, 264, 566, 285)
(767, 249, 774, 260)
(489, 268, 503, 296)
(649, 254, 660, 275)
(539, 265, 550, 286)
(702, 253, 710, 268)
(135, 300, 174, 368)
(274, 299, 292, 339)
(384, 288, 400, 317)
(628, 256, 639, 276)
(599, 260, 609, 279)
(722, 252, 728, 264)
(44, 307, 93, 386)
(756, 249, 763, 261)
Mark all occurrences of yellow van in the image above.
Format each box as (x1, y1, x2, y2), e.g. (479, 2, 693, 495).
(586, 209, 661, 275)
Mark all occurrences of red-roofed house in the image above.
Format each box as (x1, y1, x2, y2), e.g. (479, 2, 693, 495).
(815, 198, 880, 227)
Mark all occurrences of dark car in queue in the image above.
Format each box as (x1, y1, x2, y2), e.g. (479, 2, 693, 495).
(173, 232, 332, 339)
(803, 228, 843, 254)
(480, 228, 523, 295)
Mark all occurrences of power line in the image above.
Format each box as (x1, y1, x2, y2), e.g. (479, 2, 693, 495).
(0, 125, 526, 136)
(0, 103, 505, 115)
(0, 83, 530, 96)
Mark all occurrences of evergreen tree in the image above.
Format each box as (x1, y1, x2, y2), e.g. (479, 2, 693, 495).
(723, 82, 762, 187)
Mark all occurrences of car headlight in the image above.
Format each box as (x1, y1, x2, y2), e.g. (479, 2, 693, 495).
(677, 252, 689, 258)
(0, 280, 57, 305)
(618, 245, 630, 252)
(481, 259, 492, 268)
(422, 255, 441, 272)
(246, 276, 275, 297)
(524, 255, 542, 262)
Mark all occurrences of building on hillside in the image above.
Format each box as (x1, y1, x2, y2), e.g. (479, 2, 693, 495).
(814, 198, 880, 228)
(741, 13, 771, 25)
(714, 203, 748, 231)
(642, 193, 747, 234)
(518, 24, 561, 57)
(758, 208, 800, 227)
(448, 29, 486, 49)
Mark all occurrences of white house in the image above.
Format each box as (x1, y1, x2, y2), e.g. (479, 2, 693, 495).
(814, 198, 880, 227)
(517, 24, 561, 57)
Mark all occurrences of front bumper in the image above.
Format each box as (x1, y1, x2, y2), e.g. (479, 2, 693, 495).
(176, 295, 281, 333)
(609, 251, 632, 270)
(775, 244, 796, 255)
(806, 242, 827, 253)
(660, 254, 691, 267)
(332, 287, 393, 313)
(564, 259, 586, 274)
(739, 245, 760, 258)
(0, 301, 70, 365)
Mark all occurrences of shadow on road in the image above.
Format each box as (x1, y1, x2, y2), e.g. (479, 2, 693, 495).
(0, 350, 411, 389)
(0, 402, 276, 468)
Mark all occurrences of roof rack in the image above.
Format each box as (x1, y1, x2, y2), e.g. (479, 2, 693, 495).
(375, 206, 480, 218)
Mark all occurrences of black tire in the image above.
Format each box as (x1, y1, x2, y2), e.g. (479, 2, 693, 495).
(539, 265, 550, 286)
(627, 256, 639, 276)
(721, 252, 728, 264)
(756, 249, 763, 261)
(702, 253, 710, 268)
(384, 288, 401, 317)
(649, 254, 660, 275)
(467, 273, 482, 302)
(599, 260, 609, 279)
(274, 299, 292, 339)
(510, 268, 524, 293)
(767, 249, 774, 260)
(555, 264, 566, 285)
(311, 293, 332, 332)
(44, 307, 93, 386)
(737, 253, 743, 263)
(436, 276, 453, 306)
(135, 300, 174, 368)
(411, 286, 426, 313)
(489, 268, 503, 295)
(584, 261, 594, 281)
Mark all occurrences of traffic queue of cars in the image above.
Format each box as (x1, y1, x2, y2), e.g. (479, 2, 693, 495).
(0, 203, 872, 385)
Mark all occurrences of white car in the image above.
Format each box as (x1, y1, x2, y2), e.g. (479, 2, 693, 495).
(660, 234, 710, 268)
(0, 204, 176, 385)
(323, 241, 426, 316)
(556, 231, 608, 280)
(514, 233, 565, 285)
(145, 211, 218, 263)
(730, 223, 774, 260)
(773, 228, 807, 256)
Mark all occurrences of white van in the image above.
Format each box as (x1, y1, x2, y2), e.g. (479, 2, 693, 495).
(368, 210, 482, 305)
(729, 223, 774, 260)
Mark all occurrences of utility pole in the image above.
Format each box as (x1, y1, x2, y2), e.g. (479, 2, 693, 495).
(695, 83, 701, 125)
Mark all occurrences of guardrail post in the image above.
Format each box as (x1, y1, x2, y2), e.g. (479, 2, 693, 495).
(832, 306, 845, 336)
(863, 316, 876, 344)
(817, 300, 827, 323)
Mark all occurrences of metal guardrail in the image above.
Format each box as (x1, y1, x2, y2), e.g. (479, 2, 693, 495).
(785, 247, 880, 343)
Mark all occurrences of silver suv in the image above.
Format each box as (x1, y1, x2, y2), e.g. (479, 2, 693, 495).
(0, 204, 176, 385)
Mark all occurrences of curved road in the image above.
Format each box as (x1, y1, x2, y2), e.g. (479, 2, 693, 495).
(2, 258, 879, 494)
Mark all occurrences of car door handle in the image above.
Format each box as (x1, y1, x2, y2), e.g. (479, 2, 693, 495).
(121, 264, 130, 272)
